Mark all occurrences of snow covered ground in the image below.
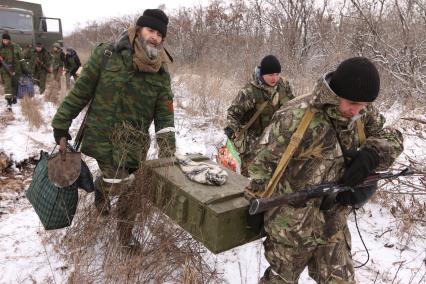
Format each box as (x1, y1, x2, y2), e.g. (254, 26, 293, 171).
(0, 81, 425, 283)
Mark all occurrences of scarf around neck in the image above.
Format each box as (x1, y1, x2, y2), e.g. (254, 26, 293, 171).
(128, 26, 169, 73)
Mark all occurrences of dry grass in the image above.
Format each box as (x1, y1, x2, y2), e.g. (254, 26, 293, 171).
(60, 167, 218, 283)
(173, 64, 240, 128)
(52, 123, 219, 283)
(44, 76, 61, 105)
(20, 96, 44, 129)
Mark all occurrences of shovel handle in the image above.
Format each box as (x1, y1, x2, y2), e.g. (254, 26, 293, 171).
(59, 137, 67, 161)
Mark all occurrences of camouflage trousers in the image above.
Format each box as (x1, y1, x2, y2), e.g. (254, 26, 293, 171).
(261, 203, 355, 284)
(0, 70, 18, 100)
(33, 71, 48, 94)
(96, 161, 139, 243)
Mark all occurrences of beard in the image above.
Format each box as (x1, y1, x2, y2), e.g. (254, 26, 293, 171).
(138, 36, 163, 59)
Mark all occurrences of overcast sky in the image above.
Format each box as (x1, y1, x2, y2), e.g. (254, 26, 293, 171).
(29, 0, 210, 35)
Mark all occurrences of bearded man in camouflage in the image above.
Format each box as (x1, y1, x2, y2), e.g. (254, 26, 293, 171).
(225, 55, 294, 176)
(248, 57, 403, 283)
(52, 9, 176, 249)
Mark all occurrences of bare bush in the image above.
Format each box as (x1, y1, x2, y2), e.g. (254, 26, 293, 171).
(59, 123, 219, 283)
(20, 96, 44, 129)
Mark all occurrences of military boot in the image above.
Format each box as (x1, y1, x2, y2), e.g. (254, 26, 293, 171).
(5, 97, 12, 111)
(94, 177, 111, 216)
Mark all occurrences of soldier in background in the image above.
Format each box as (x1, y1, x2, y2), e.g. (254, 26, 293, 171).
(51, 42, 65, 83)
(64, 47, 81, 89)
(0, 33, 24, 111)
(248, 57, 404, 283)
(51, 9, 176, 249)
(224, 55, 294, 176)
(29, 42, 51, 94)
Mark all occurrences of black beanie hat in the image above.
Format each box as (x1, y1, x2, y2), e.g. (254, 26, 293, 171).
(260, 55, 281, 75)
(2, 33, 11, 40)
(136, 9, 168, 37)
(330, 57, 380, 102)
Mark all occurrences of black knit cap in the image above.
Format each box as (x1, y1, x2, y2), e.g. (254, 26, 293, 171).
(260, 55, 281, 75)
(136, 9, 169, 37)
(2, 33, 11, 40)
(330, 57, 380, 102)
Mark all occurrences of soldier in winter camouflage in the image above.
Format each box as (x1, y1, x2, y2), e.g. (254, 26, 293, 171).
(29, 42, 52, 94)
(225, 55, 294, 176)
(248, 57, 403, 283)
(51, 9, 175, 249)
(51, 42, 65, 83)
(0, 33, 24, 110)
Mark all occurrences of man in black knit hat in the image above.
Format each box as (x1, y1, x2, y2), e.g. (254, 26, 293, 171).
(224, 55, 294, 176)
(247, 57, 404, 283)
(51, 9, 175, 250)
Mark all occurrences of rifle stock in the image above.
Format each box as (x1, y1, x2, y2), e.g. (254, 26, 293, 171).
(249, 168, 414, 215)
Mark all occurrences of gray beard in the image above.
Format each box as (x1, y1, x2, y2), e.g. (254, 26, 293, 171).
(138, 37, 163, 59)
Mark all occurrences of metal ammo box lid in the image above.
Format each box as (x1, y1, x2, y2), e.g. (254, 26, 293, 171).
(145, 155, 263, 254)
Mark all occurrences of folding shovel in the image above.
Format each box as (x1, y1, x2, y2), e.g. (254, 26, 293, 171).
(47, 137, 81, 188)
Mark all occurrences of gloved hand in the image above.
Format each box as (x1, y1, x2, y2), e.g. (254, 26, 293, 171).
(224, 127, 234, 139)
(341, 148, 380, 187)
(53, 128, 71, 145)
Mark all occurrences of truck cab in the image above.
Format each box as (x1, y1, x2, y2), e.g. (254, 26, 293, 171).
(0, 0, 63, 48)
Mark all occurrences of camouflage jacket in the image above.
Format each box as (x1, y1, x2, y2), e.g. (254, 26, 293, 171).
(0, 42, 23, 75)
(248, 72, 403, 246)
(28, 48, 51, 74)
(226, 67, 294, 146)
(51, 49, 65, 71)
(52, 30, 176, 169)
(249, 72, 403, 194)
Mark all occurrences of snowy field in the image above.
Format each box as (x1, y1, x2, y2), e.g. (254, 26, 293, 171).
(0, 81, 425, 283)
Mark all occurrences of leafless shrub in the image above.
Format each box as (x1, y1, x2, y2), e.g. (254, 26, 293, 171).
(59, 123, 219, 283)
(44, 77, 61, 105)
(20, 96, 44, 129)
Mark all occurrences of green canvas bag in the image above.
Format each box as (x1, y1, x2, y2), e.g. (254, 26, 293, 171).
(26, 151, 78, 230)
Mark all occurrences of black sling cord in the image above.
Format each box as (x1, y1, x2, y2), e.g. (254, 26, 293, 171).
(353, 207, 370, 268)
(325, 113, 370, 268)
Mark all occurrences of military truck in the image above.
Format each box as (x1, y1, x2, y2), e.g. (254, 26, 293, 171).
(0, 0, 63, 48)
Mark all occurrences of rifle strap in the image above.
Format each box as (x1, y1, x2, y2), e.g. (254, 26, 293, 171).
(246, 107, 314, 199)
(235, 100, 268, 140)
(74, 44, 113, 150)
(356, 119, 366, 145)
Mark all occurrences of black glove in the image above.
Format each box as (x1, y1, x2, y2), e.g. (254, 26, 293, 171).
(53, 128, 71, 145)
(224, 127, 234, 139)
(341, 148, 380, 187)
(336, 182, 378, 208)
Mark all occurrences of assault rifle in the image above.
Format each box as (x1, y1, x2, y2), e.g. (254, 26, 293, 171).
(36, 59, 51, 73)
(248, 168, 414, 215)
(0, 58, 15, 76)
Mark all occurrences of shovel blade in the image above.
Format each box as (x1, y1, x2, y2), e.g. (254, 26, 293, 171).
(48, 152, 81, 188)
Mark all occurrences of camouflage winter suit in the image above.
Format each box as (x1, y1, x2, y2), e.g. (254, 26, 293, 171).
(0, 42, 23, 101)
(29, 47, 51, 94)
(249, 73, 403, 283)
(52, 27, 176, 241)
(226, 67, 294, 176)
(51, 48, 65, 82)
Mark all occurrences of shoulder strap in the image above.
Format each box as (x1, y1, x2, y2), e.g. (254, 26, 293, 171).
(235, 100, 268, 140)
(356, 119, 366, 145)
(73, 44, 113, 150)
(257, 107, 316, 198)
